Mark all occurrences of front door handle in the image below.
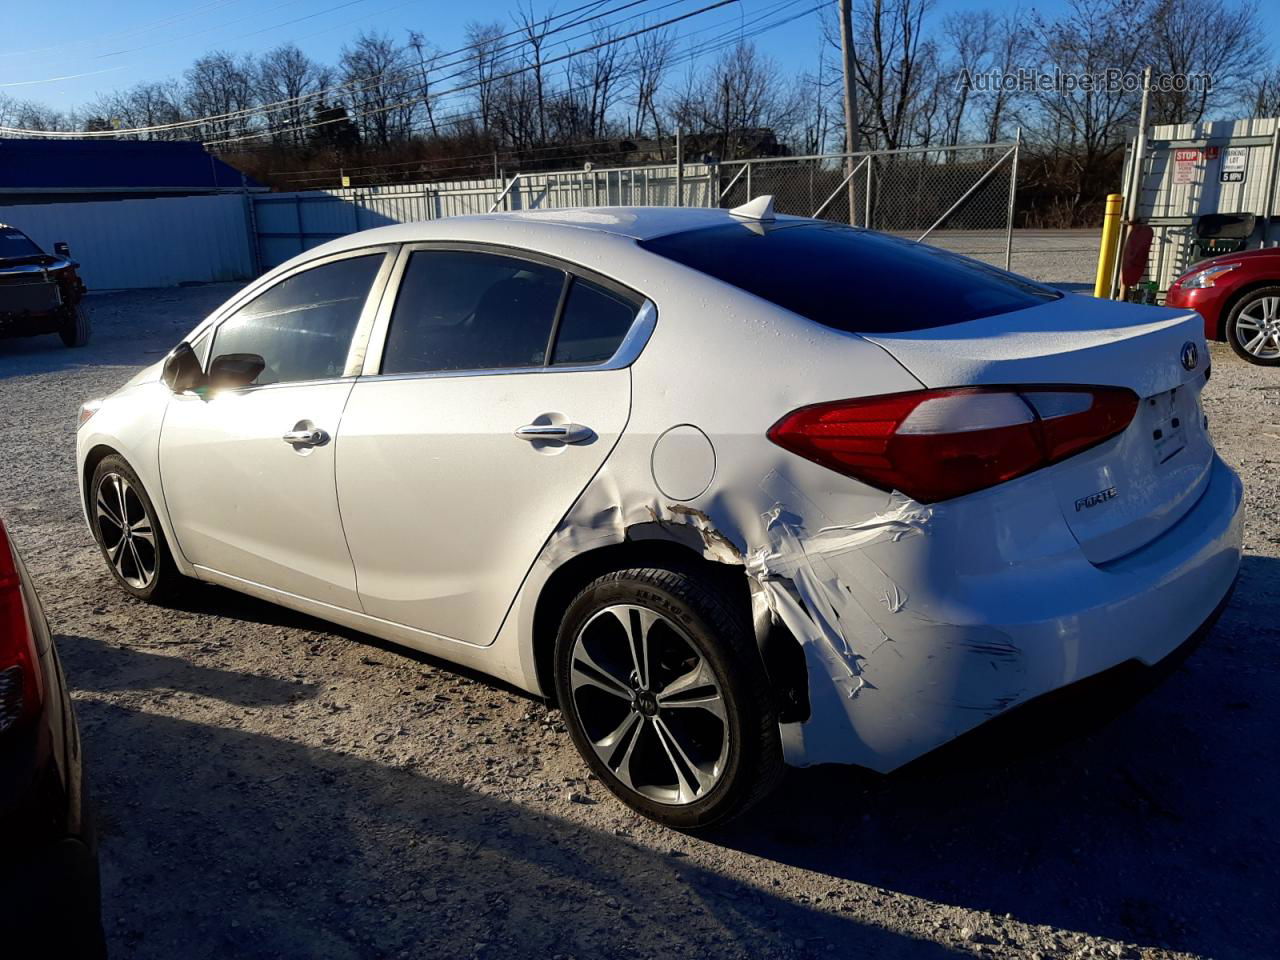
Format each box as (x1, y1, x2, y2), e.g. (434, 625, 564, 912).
(514, 423, 594, 444)
(282, 427, 329, 447)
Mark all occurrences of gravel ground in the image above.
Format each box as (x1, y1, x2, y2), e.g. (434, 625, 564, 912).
(0, 255, 1276, 960)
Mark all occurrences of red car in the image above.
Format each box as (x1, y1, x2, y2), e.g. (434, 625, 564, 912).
(1166, 247, 1280, 365)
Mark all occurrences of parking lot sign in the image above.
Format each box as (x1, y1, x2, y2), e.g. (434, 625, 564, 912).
(1221, 147, 1247, 183)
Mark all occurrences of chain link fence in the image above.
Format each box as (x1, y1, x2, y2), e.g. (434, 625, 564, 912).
(716, 141, 1019, 267)
(252, 141, 1019, 271)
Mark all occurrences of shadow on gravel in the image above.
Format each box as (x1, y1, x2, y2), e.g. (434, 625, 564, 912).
(78, 698, 965, 960)
(0, 285, 241, 381)
(715, 557, 1280, 960)
(62, 634, 315, 707)
(155, 580, 544, 703)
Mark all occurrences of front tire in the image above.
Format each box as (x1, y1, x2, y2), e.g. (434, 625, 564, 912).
(89, 455, 183, 602)
(60, 302, 91, 348)
(554, 565, 782, 829)
(1226, 285, 1280, 365)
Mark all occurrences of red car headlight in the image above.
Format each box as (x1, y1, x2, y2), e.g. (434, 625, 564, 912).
(1180, 263, 1242, 289)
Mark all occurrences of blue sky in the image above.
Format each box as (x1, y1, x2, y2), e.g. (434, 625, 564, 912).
(3, 0, 1277, 114)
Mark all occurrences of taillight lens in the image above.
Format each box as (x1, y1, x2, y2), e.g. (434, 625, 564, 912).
(767, 386, 1139, 503)
(0, 518, 43, 734)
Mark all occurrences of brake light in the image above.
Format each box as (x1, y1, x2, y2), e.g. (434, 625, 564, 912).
(0, 518, 43, 734)
(768, 386, 1139, 503)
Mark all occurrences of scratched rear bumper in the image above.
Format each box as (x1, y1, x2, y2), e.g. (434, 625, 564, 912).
(775, 454, 1243, 772)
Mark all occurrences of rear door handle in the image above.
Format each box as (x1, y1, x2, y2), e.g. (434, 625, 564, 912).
(282, 428, 329, 447)
(514, 423, 594, 444)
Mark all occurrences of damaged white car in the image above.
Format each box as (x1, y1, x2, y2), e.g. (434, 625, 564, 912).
(76, 201, 1242, 828)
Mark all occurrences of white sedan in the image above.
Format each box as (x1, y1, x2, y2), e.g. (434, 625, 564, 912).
(76, 201, 1243, 829)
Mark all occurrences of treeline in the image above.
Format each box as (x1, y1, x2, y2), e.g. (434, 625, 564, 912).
(0, 0, 1274, 224)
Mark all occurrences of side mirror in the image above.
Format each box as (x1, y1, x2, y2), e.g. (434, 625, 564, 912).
(161, 342, 206, 394)
(207, 353, 265, 391)
(53, 241, 70, 258)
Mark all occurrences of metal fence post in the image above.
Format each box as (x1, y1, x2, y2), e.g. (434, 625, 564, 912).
(675, 129, 684, 207)
(293, 195, 305, 256)
(865, 157, 872, 228)
(1004, 128, 1021, 270)
(1262, 124, 1280, 245)
(242, 190, 263, 276)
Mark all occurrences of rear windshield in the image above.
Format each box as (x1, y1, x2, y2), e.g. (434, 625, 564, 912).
(0, 229, 42, 259)
(639, 221, 1060, 333)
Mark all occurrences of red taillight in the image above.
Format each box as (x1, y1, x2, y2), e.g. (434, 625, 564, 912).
(767, 386, 1139, 503)
(0, 518, 43, 734)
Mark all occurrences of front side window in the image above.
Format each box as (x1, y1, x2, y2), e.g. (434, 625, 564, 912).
(210, 254, 383, 387)
(382, 250, 565, 374)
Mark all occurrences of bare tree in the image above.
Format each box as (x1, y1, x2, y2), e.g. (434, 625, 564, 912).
(340, 32, 417, 147)
(258, 44, 327, 145)
(570, 26, 631, 139)
(629, 24, 675, 142)
(466, 21, 506, 134)
(981, 9, 1027, 143)
(515, 2, 553, 143)
(1144, 0, 1259, 125)
(1246, 64, 1280, 117)
(185, 51, 258, 142)
(941, 11, 992, 145)
(670, 41, 800, 160)
(850, 0, 934, 150)
(406, 30, 441, 139)
(1026, 0, 1152, 212)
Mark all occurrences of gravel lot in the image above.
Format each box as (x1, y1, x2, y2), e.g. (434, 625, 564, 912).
(0, 247, 1276, 960)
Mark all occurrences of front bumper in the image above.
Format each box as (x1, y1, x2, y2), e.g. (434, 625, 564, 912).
(1163, 284, 1224, 340)
(774, 454, 1244, 771)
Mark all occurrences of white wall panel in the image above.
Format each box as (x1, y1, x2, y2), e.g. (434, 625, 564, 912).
(0, 193, 254, 290)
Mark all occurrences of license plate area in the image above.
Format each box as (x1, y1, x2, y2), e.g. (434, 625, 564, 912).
(1150, 387, 1187, 464)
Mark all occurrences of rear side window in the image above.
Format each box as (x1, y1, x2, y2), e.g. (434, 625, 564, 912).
(551, 278, 640, 366)
(640, 222, 1060, 333)
(211, 253, 382, 386)
(382, 250, 565, 374)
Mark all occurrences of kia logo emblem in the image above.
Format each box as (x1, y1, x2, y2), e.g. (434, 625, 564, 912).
(1181, 341, 1198, 371)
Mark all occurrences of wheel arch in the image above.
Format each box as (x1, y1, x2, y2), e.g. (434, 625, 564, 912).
(530, 538, 809, 723)
(80, 443, 121, 516)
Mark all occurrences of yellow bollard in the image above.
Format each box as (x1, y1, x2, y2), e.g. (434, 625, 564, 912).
(1094, 193, 1124, 299)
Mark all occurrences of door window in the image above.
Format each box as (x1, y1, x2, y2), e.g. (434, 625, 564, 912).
(211, 254, 383, 387)
(550, 278, 640, 366)
(382, 250, 565, 374)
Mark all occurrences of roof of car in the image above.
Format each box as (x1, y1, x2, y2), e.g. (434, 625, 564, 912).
(316, 205, 806, 253)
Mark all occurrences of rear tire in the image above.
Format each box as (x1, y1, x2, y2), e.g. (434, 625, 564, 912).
(89, 455, 184, 603)
(1225, 285, 1280, 365)
(59, 302, 91, 348)
(554, 564, 783, 830)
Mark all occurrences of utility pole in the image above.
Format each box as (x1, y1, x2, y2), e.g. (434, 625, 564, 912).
(838, 0, 859, 225)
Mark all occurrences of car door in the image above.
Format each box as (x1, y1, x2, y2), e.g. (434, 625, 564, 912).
(159, 248, 394, 609)
(336, 244, 651, 645)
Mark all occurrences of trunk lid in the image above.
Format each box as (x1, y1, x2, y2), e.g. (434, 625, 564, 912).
(863, 297, 1212, 563)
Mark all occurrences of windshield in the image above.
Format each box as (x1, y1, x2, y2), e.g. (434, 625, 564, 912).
(0, 229, 43, 259)
(640, 221, 1061, 333)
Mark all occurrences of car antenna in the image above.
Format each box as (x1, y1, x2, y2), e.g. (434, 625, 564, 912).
(729, 195, 776, 222)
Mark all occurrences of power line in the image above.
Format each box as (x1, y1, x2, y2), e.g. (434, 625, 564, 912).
(206, 0, 742, 146)
(0, 0, 654, 135)
(252, 0, 820, 186)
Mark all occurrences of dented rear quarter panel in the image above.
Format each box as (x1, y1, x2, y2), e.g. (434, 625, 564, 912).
(499, 244, 1244, 774)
